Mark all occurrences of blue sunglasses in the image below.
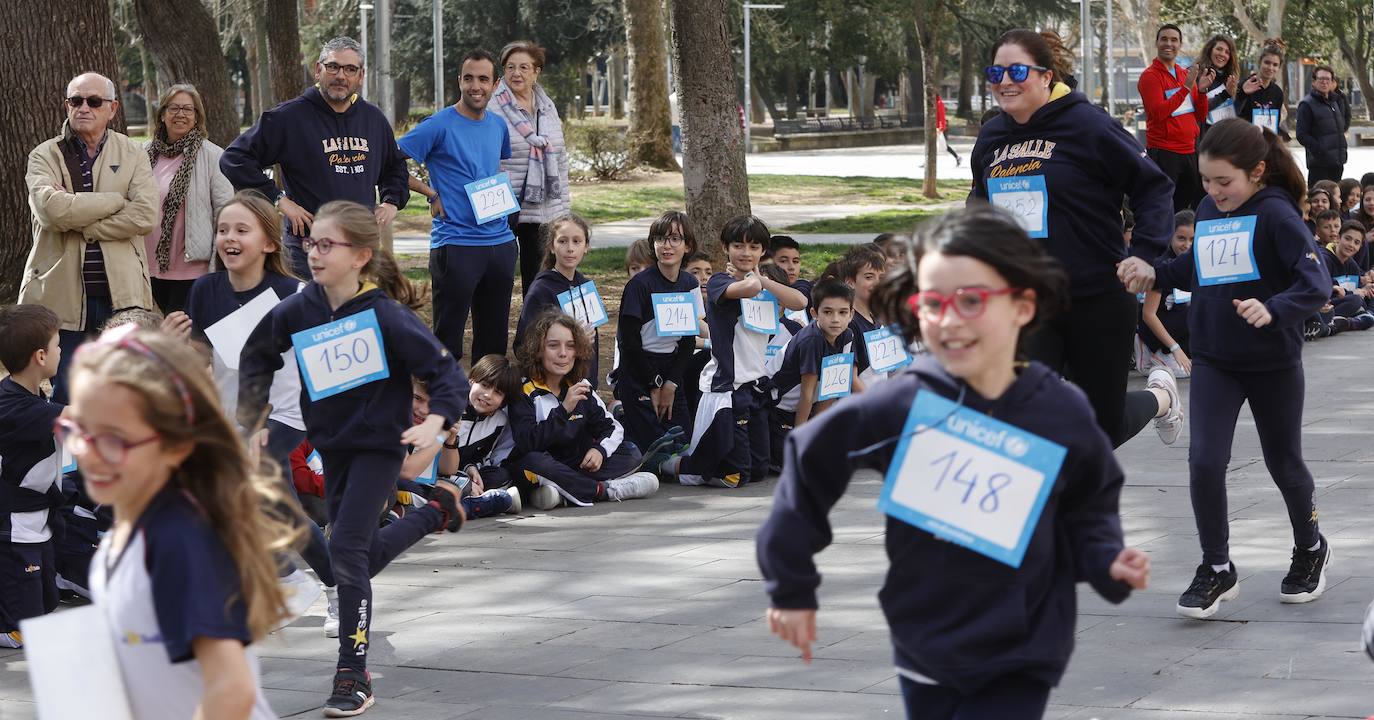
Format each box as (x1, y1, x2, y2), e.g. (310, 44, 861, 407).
(984, 63, 1050, 84)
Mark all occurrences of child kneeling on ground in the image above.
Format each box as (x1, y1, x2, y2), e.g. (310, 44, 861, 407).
(510, 310, 659, 509)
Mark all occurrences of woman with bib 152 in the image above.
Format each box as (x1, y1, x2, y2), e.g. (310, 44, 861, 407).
(969, 28, 1183, 450)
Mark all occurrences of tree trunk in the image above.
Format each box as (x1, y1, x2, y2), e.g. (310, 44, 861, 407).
(624, 0, 679, 170)
(905, 28, 923, 123)
(754, 71, 783, 124)
(136, 0, 239, 146)
(1336, 15, 1374, 120)
(783, 64, 799, 119)
(245, 25, 262, 120)
(670, 0, 750, 264)
(394, 76, 411, 126)
(610, 46, 626, 120)
(253, 10, 271, 116)
(139, 39, 157, 129)
(266, 0, 303, 105)
(0, 0, 123, 302)
(914, 0, 946, 198)
(956, 33, 974, 119)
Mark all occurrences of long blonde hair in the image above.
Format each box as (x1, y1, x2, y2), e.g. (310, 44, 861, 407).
(214, 190, 298, 280)
(313, 200, 427, 311)
(70, 328, 302, 640)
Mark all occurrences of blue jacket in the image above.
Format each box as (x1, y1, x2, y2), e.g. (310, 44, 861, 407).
(969, 87, 1174, 299)
(237, 283, 468, 451)
(219, 86, 409, 214)
(757, 357, 1131, 692)
(1155, 186, 1330, 371)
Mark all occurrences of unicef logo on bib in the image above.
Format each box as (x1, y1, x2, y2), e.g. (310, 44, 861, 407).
(1003, 435, 1030, 459)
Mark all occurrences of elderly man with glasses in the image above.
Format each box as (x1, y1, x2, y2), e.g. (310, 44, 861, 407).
(1297, 65, 1352, 187)
(220, 36, 409, 277)
(21, 71, 158, 403)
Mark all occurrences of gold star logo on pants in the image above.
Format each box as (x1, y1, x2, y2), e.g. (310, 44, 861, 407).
(349, 627, 368, 649)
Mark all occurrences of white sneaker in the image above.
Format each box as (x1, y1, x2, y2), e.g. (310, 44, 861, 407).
(276, 568, 322, 631)
(0, 631, 21, 649)
(530, 484, 562, 510)
(604, 472, 660, 501)
(505, 486, 522, 514)
(1147, 367, 1184, 445)
(1132, 335, 1151, 376)
(323, 586, 339, 638)
(1155, 351, 1189, 379)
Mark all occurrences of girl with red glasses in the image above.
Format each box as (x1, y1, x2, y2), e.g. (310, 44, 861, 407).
(758, 206, 1149, 720)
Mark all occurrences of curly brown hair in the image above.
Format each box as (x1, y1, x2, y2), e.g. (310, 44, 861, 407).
(517, 309, 593, 387)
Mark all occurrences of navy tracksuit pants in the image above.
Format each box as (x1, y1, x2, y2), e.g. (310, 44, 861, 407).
(0, 541, 57, 631)
(899, 673, 1050, 719)
(320, 448, 443, 671)
(680, 382, 770, 487)
(614, 353, 692, 451)
(430, 241, 518, 362)
(266, 420, 335, 587)
(519, 444, 643, 505)
(1188, 363, 1320, 565)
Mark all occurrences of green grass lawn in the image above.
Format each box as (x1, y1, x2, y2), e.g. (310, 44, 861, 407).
(780, 208, 941, 234)
(397, 175, 964, 226)
(399, 243, 857, 286)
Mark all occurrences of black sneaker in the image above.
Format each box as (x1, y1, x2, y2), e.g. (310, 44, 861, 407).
(1304, 318, 1322, 341)
(1280, 535, 1331, 603)
(1176, 562, 1239, 619)
(427, 479, 466, 533)
(323, 668, 374, 717)
(1332, 316, 1352, 334)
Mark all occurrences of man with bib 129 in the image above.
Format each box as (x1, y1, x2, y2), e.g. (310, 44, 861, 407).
(399, 48, 518, 362)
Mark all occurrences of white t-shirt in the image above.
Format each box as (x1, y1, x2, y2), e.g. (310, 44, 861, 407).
(90, 489, 277, 719)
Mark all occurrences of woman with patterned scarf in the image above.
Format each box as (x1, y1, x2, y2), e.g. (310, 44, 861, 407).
(143, 83, 233, 313)
(494, 41, 572, 297)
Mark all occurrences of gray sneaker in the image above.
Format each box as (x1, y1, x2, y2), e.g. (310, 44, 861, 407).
(604, 471, 660, 501)
(1147, 366, 1184, 445)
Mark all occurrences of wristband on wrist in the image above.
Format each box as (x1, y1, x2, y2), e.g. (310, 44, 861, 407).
(1168, 343, 1181, 352)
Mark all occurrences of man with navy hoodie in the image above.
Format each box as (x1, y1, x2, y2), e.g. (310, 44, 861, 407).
(219, 37, 410, 278)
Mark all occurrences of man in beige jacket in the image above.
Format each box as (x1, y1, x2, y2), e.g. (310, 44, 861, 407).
(21, 72, 157, 402)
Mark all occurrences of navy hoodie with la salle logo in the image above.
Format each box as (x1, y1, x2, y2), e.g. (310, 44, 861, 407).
(1154, 186, 1330, 372)
(757, 356, 1133, 693)
(970, 86, 1175, 299)
(219, 86, 410, 214)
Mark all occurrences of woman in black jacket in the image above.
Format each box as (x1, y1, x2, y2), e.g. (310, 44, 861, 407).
(1235, 41, 1288, 139)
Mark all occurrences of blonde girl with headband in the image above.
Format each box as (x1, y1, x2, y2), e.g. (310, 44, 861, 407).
(238, 200, 470, 716)
(64, 326, 299, 719)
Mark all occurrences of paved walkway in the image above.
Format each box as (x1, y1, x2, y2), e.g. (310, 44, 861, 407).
(4, 333, 1374, 719)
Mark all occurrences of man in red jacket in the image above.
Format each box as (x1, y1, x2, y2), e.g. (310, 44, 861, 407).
(1138, 23, 1209, 212)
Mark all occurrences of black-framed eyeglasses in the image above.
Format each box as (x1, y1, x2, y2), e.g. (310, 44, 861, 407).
(653, 234, 686, 246)
(303, 237, 355, 254)
(55, 418, 160, 467)
(164, 104, 196, 117)
(322, 62, 362, 77)
(984, 64, 1049, 84)
(67, 95, 113, 109)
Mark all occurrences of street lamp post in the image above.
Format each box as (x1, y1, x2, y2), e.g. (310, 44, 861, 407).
(743, 3, 784, 154)
(360, 2, 373, 99)
(433, 0, 445, 110)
